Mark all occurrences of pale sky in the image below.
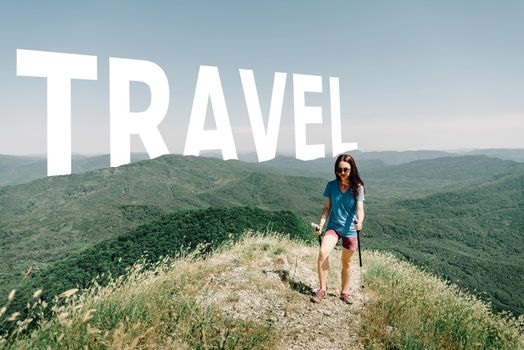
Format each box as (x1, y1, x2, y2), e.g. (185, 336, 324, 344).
(1, 1, 523, 156)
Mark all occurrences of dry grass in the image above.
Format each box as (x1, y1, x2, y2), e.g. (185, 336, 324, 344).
(361, 251, 524, 350)
(0, 242, 277, 349)
(3, 233, 521, 349)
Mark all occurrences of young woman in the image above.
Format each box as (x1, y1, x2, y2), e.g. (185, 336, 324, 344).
(311, 154, 365, 304)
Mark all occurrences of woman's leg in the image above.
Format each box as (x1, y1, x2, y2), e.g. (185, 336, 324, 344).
(341, 247, 354, 294)
(317, 232, 338, 290)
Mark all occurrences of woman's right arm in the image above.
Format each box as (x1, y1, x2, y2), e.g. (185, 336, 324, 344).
(319, 197, 331, 231)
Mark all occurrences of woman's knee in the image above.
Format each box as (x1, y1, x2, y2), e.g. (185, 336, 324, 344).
(341, 251, 353, 269)
(318, 250, 331, 261)
(341, 260, 352, 270)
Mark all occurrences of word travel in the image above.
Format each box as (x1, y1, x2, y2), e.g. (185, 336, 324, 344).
(17, 49, 357, 176)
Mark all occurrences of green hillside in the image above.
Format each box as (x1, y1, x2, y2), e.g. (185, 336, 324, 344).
(1, 154, 523, 317)
(351, 149, 455, 165)
(364, 155, 524, 200)
(0, 155, 45, 187)
(258, 155, 385, 178)
(0, 154, 151, 186)
(465, 148, 524, 163)
(0, 155, 324, 299)
(2, 149, 522, 187)
(364, 171, 524, 315)
(257, 155, 524, 201)
(4, 207, 310, 329)
(2, 235, 522, 350)
(367, 155, 522, 181)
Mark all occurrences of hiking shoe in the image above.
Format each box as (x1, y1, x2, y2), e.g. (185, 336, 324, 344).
(310, 289, 326, 303)
(340, 293, 353, 305)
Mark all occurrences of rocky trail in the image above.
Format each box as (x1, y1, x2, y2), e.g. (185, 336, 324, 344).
(195, 237, 369, 349)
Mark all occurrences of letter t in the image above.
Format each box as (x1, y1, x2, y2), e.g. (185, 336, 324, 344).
(16, 49, 97, 176)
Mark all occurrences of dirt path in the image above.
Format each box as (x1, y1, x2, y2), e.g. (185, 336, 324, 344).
(196, 237, 369, 349)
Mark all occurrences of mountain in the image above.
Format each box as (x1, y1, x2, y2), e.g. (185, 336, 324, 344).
(350, 148, 524, 165)
(257, 155, 385, 179)
(70, 153, 151, 173)
(6, 207, 310, 323)
(0, 153, 150, 186)
(363, 170, 524, 315)
(2, 149, 521, 187)
(0, 155, 46, 186)
(0, 152, 386, 187)
(3, 235, 522, 349)
(1, 154, 523, 316)
(0, 155, 324, 299)
(350, 149, 456, 165)
(364, 155, 524, 200)
(464, 148, 524, 163)
(367, 155, 523, 181)
(247, 149, 456, 165)
(256, 155, 524, 201)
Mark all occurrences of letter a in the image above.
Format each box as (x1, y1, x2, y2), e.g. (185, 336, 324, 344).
(184, 66, 237, 160)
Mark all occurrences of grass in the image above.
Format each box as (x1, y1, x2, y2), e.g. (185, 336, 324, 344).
(361, 251, 524, 350)
(1, 233, 522, 349)
(0, 246, 277, 349)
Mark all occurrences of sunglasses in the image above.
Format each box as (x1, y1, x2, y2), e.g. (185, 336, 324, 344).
(336, 167, 351, 173)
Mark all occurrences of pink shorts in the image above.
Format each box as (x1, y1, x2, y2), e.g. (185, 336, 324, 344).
(325, 229, 358, 251)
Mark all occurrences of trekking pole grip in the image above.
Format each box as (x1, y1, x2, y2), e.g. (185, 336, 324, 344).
(310, 222, 322, 247)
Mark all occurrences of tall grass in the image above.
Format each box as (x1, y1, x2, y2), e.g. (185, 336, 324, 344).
(361, 251, 524, 350)
(0, 251, 276, 349)
(3, 233, 523, 349)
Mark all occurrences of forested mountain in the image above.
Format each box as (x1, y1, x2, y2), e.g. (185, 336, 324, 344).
(364, 170, 524, 314)
(0, 155, 46, 186)
(5, 235, 523, 349)
(0, 155, 324, 299)
(0, 154, 522, 316)
(5, 207, 310, 323)
(350, 149, 455, 165)
(465, 148, 524, 162)
(364, 155, 524, 199)
(259, 154, 524, 200)
(2, 149, 522, 187)
(0, 153, 150, 186)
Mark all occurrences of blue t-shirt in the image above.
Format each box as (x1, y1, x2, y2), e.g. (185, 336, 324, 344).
(323, 180, 365, 237)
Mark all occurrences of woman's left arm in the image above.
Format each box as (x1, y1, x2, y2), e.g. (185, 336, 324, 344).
(355, 201, 364, 231)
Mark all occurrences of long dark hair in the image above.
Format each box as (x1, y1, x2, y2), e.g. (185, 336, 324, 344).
(334, 154, 365, 198)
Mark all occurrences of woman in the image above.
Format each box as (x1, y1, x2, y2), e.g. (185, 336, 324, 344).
(311, 154, 365, 304)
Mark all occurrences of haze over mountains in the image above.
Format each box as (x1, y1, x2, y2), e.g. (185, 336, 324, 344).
(1, 148, 523, 186)
(0, 154, 150, 186)
(0, 150, 523, 316)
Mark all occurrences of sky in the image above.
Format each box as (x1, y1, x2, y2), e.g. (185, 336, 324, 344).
(1, 0, 523, 157)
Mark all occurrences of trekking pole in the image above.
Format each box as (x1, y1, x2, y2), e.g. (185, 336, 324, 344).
(356, 228, 364, 289)
(353, 218, 364, 288)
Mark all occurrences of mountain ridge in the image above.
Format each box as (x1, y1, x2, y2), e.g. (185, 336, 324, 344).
(1, 153, 523, 317)
(2, 148, 523, 187)
(2, 234, 522, 349)
(0, 155, 324, 299)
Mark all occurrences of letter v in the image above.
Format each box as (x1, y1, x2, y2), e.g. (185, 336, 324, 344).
(240, 69, 286, 162)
